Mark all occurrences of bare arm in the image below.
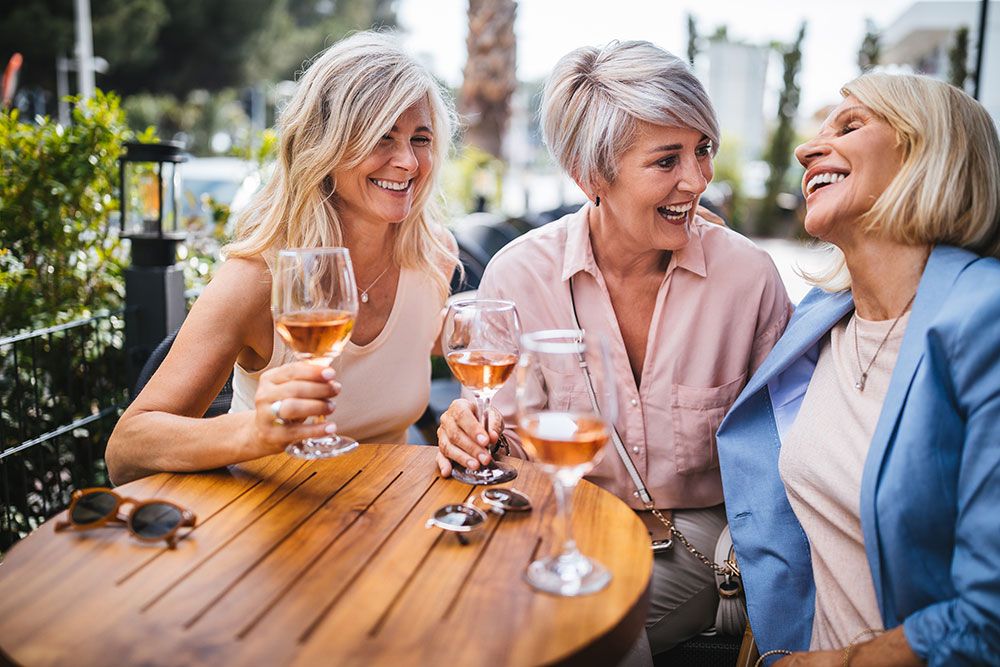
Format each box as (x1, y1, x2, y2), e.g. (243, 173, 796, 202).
(105, 257, 340, 484)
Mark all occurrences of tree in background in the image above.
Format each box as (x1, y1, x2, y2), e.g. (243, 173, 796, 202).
(948, 25, 970, 90)
(0, 0, 395, 99)
(459, 0, 517, 160)
(857, 19, 880, 73)
(687, 14, 699, 66)
(759, 23, 806, 237)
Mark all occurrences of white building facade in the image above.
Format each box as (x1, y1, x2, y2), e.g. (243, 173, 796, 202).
(881, 1, 999, 128)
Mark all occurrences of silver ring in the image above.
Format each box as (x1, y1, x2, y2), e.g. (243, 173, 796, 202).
(269, 400, 286, 426)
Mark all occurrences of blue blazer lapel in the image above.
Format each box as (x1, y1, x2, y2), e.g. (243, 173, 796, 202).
(860, 246, 978, 621)
(736, 289, 855, 408)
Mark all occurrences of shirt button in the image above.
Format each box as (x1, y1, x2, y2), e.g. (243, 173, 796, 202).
(632, 446, 640, 454)
(630, 398, 638, 407)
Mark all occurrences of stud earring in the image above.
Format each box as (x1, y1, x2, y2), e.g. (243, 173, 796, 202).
(594, 196, 600, 207)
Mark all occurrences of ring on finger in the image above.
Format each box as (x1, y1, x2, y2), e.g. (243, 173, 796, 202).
(269, 400, 286, 426)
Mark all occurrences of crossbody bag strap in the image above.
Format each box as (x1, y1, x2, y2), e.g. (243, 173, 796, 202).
(568, 277, 651, 505)
(568, 276, 736, 576)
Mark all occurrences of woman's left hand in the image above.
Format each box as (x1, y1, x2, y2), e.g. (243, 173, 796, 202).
(696, 205, 727, 226)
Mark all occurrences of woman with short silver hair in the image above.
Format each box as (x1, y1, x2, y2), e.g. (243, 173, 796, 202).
(437, 40, 792, 658)
(108, 31, 458, 484)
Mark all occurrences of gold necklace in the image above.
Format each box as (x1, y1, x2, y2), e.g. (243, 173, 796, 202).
(851, 292, 916, 391)
(358, 262, 391, 304)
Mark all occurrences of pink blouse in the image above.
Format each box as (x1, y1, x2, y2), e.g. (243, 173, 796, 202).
(476, 205, 792, 510)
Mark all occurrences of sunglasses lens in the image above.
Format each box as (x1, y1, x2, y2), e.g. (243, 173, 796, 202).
(70, 491, 118, 525)
(131, 503, 183, 539)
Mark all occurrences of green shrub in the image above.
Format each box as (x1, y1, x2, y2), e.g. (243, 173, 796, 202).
(0, 90, 153, 334)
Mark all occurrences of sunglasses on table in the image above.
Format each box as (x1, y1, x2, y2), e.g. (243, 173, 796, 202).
(54, 488, 196, 549)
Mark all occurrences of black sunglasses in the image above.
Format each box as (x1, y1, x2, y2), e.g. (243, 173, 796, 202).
(54, 488, 196, 549)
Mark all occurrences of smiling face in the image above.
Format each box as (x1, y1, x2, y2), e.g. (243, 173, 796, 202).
(333, 99, 433, 228)
(794, 96, 906, 246)
(595, 122, 714, 252)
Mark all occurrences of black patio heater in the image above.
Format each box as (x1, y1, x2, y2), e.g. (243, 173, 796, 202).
(119, 140, 188, 391)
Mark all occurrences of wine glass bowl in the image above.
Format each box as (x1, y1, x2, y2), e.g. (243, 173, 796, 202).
(516, 329, 617, 596)
(272, 247, 359, 459)
(442, 299, 521, 485)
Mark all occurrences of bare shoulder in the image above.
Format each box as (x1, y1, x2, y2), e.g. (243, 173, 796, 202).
(431, 222, 458, 254)
(129, 254, 273, 416)
(428, 223, 459, 276)
(180, 255, 273, 365)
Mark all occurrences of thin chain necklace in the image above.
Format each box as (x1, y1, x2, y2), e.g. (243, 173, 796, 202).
(852, 292, 916, 391)
(357, 262, 392, 304)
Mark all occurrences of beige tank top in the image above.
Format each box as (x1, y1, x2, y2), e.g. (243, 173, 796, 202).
(230, 265, 445, 444)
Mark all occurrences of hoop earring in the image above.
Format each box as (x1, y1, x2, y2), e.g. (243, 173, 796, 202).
(594, 196, 600, 207)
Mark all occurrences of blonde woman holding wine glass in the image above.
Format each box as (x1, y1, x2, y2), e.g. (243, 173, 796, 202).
(107, 31, 458, 484)
(435, 40, 792, 660)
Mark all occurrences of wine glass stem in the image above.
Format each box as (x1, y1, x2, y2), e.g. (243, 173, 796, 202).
(476, 394, 491, 438)
(552, 476, 580, 558)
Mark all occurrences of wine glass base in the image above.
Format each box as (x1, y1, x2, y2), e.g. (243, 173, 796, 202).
(525, 553, 610, 596)
(450, 461, 517, 485)
(286, 435, 358, 459)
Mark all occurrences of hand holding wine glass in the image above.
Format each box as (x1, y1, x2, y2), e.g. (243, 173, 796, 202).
(442, 299, 521, 485)
(272, 247, 359, 459)
(516, 329, 617, 596)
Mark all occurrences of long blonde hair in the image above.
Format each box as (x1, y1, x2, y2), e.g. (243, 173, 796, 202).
(805, 73, 1000, 290)
(224, 31, 458, 300)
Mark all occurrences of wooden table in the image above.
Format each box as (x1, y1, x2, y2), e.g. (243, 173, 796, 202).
(0, 444, 651, 666)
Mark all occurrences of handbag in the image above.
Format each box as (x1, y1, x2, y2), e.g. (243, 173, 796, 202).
(714, 524, 749, 636)
(569, 278, 749, 635)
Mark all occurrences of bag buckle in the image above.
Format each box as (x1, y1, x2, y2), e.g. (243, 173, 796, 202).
(651, 538, 673, 552)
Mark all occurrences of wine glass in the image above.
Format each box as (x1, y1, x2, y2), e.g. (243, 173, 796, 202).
(516, 329, 618, 596)
(272, 247, 359, 459)
(442, 298, 521, 485)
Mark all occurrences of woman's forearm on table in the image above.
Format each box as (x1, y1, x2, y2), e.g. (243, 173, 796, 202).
(106, 409, 259, 485)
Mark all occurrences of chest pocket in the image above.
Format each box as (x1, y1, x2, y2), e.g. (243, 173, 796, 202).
(671, 373, 746, 474)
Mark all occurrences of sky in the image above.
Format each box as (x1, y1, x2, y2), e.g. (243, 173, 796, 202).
(396, 0, 960, 119)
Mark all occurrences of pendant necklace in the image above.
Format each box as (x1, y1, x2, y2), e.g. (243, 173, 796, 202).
(358, 262, 391, 304)
(852, 292, 916, 391)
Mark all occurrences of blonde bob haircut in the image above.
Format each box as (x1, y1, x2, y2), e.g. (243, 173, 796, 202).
(224, 31, 457, 300)
(540, 40, 720, 191)
(807, 72, 1000, 290)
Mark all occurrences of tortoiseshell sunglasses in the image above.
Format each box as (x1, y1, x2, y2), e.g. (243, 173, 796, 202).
(55, 488, 196, 549)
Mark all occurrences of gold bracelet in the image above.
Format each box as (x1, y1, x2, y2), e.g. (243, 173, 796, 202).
(755, 649, 793, 667)
(842, 628, 883, 667)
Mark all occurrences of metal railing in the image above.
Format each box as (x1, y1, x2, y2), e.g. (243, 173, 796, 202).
(0, 310, 129, 552)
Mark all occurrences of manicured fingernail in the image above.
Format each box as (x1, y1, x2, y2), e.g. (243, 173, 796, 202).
(466, 459, 477, 468)
(476, 434, 488, 445)
(321, 368, 336, 380)
(331, 381, 342, 392)
(478, 453, 490, 464)
(324, 423, 337, 434)
(327, 400, 336, 411)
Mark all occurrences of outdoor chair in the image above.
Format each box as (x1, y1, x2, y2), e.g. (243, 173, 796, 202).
(133, 328, 233, 418)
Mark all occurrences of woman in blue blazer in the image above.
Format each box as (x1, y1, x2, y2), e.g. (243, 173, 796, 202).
(717, 73, 1000, 666)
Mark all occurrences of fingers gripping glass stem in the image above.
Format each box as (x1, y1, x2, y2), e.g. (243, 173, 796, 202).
(442, 299, 521, 485)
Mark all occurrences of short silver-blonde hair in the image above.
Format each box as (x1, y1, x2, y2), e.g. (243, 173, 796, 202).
(225, 31, 458, 299)
(540, 40, 720, 189)
(807, 73, 1000, 290)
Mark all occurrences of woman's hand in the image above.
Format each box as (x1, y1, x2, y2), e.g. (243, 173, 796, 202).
(696, 205, 727, 226)
(436, 399, 504, 477)
(251, 361, 342, 456)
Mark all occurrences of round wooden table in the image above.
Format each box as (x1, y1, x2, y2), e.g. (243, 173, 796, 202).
(0, 444, 651, 666)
